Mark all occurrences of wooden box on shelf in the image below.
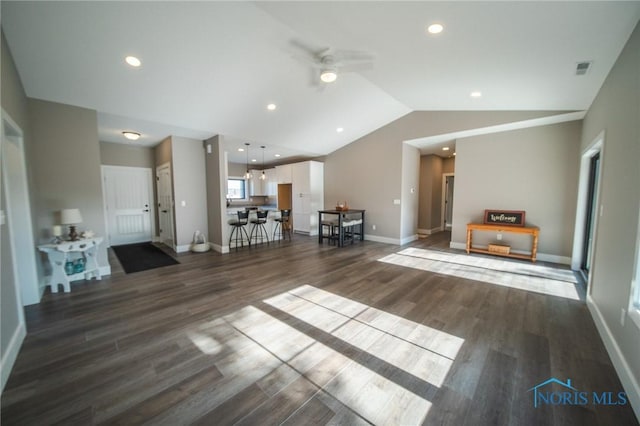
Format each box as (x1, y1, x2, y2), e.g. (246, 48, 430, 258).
(488, 244, 511, 255)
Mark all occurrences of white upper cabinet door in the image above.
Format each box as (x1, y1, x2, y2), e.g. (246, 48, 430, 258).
(276, 164, 292, 183)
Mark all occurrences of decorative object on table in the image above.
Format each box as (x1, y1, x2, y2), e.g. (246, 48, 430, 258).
(64, 260, 75, 275)
(82, 230, 95, 239)
(73, 258, 86, 273)
(61, 208, 83, 240)
(52, 225, 63, 244)
(191, 230, 210, 253)
(483, 209, 525, 227)
(488, 244, 511, 255)
(335, 201, 349, 211)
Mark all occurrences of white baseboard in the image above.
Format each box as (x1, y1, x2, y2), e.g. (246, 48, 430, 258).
(211, 242, 229, 254)
(1, 321, 26, 392)
(365, 235, 401, 245)
(175, 244, 191, 253)
(450, 241, 466, 250)
(449, 242, 571, 265)
(417, 227, 443, 235)
(400, 234, 418, 245)
(587, 296, 640, 421)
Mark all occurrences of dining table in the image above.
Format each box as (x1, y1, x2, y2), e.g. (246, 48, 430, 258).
(318, 209, 366, 247)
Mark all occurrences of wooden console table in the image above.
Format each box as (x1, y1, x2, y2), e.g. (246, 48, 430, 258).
(466, 223, 539, 262)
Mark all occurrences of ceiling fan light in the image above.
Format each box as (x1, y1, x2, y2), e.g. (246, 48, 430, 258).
(320, 69, 338, 83)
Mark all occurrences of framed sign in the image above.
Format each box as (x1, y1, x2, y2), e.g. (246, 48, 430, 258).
(483, 210, 526, 227)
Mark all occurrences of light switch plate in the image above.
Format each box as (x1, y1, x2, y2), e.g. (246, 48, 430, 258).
(393, 199, 401, 205)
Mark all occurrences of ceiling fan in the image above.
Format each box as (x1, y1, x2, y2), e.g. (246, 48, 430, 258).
(289, 39, 375, 85)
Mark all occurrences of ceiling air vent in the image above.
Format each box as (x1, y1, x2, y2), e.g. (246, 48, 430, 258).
(575, 61, 592, 76)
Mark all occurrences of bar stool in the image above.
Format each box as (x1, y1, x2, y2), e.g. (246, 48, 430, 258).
(249, 210, 270, 245)
(229, 211, 250, 249)
(273, 209, 292, 241)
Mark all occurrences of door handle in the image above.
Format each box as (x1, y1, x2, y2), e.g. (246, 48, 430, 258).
(143, 210, 149, 212)
(162, 210, 168, 213)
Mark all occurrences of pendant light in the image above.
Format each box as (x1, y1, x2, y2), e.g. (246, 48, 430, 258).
(260, 146, 266, 180)
(244, 143, 252, 179)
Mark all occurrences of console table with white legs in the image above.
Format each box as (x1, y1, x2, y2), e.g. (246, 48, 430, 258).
(38, 237, 103, 293)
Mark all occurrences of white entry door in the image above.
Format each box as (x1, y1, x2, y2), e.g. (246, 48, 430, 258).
(102, 166, 153, 246)
(156, 164, 175, 248)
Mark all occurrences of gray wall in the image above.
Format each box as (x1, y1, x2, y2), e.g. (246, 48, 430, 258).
(451, 121, 581, 259)
(100, 141, 155, 168)
(400, 143, 420, 241)
(28, 99, 109, 268)
(418, 155, 443, 232)
(581, 22, 640, 399)
(171, 136, 208, 248)
(325, 110, 573, 243)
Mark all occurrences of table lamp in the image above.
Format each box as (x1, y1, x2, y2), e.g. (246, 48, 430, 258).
(61, 208, 83, 241)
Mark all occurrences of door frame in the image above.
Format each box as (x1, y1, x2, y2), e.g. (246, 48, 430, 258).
(156, 163, 175, 249)
(101, 165, 155, 247)
(441, 172, 455, 231)
(571, 130, 605, 294)
(1, 109, 32, 389)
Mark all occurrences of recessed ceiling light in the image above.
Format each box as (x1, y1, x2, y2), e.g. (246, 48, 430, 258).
(125, 56, 141, 67)
(427, 23, 444, 34)
(238, 148, 245, 152)
(251, 159, 257, 162)
(442, 147, 450, 151)
(122, 131, 140, 140)
(470, 91, 482, 98)
(267, 103, 277, 111)
(274, 154, 281, 158)
(336, 127, 344, 133)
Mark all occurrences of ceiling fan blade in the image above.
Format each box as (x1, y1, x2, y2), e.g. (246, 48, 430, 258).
(340, 62, 374, 73)
(333, 49, 376, 63)
(289, 39, 329, 63)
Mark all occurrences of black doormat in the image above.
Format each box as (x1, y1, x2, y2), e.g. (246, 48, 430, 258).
(112, 242, 179, 274)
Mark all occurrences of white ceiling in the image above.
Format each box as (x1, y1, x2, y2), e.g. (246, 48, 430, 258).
(3, 2, 639, 165)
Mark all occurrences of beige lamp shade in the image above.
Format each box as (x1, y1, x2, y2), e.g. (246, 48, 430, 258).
(60, 208, 83, 225)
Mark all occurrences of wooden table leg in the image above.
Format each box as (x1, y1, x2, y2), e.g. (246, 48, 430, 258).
(466, 227, 472, 254)
(531, 231, 539, 262)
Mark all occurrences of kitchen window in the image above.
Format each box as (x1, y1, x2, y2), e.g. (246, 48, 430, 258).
(227, 178, 247, 199)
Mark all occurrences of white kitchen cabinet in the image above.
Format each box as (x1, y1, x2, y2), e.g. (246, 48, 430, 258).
(276, 164, 292, 183)
(264, 168, 277, 196)
(291, 161, 324, 235)
(248, 170, 263, 196)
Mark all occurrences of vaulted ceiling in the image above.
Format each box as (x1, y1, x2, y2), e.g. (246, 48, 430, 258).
(3, 2, 639, 164)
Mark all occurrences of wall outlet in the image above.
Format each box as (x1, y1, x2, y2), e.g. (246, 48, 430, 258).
(372, 224, 376, 231)
(497, 233, 502, 241)
(621, 308, 626, 326)
(393, 199, 401, 205)
(181, 200, 187, 207)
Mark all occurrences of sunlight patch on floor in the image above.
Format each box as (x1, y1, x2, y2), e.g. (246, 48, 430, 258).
(188, 285, 464, 424)
(378, 247, 581, 300)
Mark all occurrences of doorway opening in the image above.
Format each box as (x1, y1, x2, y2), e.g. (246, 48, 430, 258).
(441, 173, 455, 232)
(156, 163, 175, 250)
(571, 131, 604, 291)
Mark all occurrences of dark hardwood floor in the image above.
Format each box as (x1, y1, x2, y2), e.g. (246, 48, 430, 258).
(2, 233, 637, 425)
